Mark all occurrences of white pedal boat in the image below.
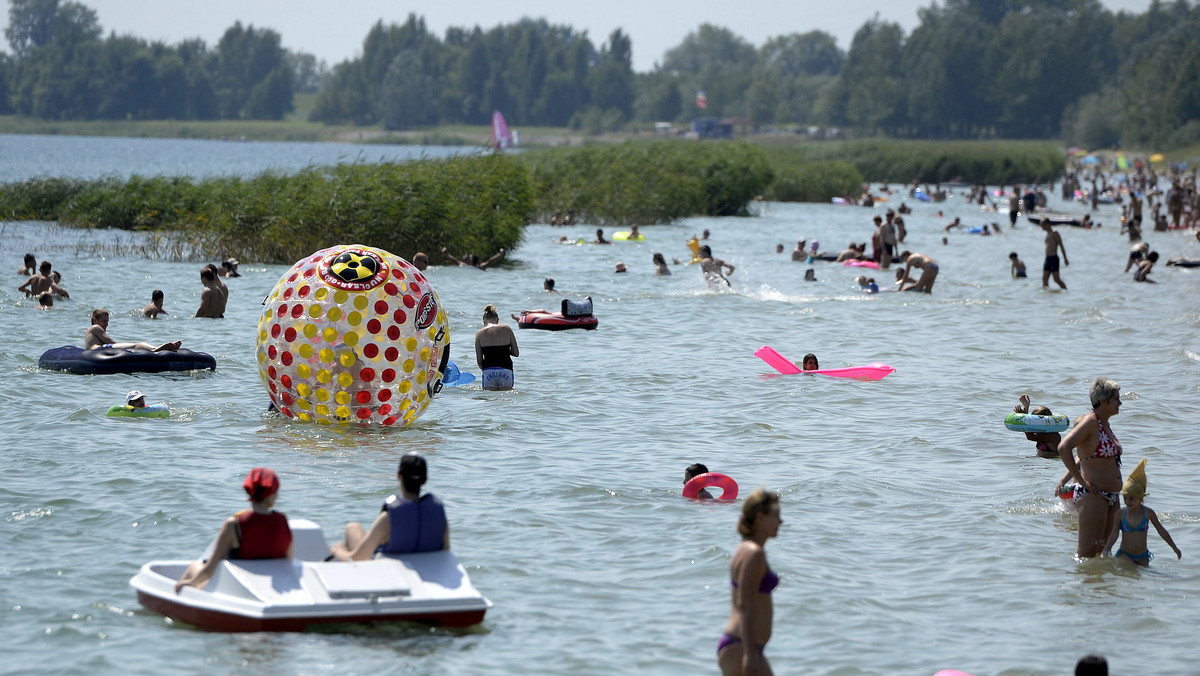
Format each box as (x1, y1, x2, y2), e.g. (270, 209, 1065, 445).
(130, 519, 491, 631)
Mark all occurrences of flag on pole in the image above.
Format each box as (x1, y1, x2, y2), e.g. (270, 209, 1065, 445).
(696, 90, 707, 109)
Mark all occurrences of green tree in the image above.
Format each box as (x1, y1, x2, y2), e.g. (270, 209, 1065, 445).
(380, 49, 437, 130)
(213, 22, 293, 119)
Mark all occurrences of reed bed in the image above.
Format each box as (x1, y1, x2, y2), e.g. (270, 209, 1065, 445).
(519, 140, 775, 225)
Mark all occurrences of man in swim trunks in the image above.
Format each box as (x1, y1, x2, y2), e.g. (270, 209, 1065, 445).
(196, 267, 224, 318)
(1040, 218, 1069, 289)
(86, 308, 181, 352)
(899, 251, 938, 293)
(18, 261, 69, 299)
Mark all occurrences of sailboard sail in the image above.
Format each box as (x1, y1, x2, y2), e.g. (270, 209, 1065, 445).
(492, 110, 512, 150)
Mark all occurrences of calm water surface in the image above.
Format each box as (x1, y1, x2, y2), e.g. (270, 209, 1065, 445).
(3, 137, 1200, 675)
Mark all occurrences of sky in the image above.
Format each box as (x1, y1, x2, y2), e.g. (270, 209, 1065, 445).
(1, 0, 1157, 73)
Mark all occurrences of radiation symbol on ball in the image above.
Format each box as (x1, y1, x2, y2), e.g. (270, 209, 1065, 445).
(256, 244, 450, 427)
(320, 248, 388, 291)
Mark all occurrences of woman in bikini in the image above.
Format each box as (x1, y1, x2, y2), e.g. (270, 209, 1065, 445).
(1056, 378, 1124, 558)
(718, 488, 782, 676)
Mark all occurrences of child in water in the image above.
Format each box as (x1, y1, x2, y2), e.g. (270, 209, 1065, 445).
(684, 463, 713, 500)
(1014, 394, 1060, 458)
(1009, 252, 1027, 278)
(1105, 459, 1181, 565)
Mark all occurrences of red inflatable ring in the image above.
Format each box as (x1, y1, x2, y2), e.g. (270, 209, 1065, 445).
(683, 473, 739, 500)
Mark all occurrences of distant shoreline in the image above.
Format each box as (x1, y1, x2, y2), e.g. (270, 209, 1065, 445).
(0, 114, 636, 148)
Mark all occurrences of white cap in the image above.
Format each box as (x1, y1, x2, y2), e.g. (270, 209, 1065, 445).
(126, 390, 145, 402)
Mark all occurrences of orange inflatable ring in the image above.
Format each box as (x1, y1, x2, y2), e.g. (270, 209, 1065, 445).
(683, 473, 738, 500)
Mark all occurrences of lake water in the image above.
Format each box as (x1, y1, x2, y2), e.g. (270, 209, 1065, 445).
(3, 136, 1200, 675)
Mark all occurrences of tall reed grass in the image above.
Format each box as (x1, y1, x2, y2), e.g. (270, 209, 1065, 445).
(754, 139, 1064, 185)
(519, 140, 775, 225)
(0, 156, 533, 264)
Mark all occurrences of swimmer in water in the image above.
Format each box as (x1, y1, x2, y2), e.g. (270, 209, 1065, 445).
(698, 245, 734, 286)
(685, 463, 714, 500)
(1013, 394, 1061, 459)
(796, 353, 819, 371)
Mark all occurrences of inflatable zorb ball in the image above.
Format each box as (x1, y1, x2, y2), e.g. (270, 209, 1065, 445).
(256, 244, 450, 426)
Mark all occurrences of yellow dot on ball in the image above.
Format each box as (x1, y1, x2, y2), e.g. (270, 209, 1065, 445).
(327, 307, 343, 322)
(416, 390, 427, 404)
(354, 295, 368, 310)
(316, 369, 331, 385)
(299, 343, 313, 359)
(319, 348, 334, 363)
(333, 290, 349, 305)
(258, 329, 268, 342)
(323, 327, 338, 343)
(419, 347, 429, 362)
(343, 331, 359, 347)
(308, 305, 322, 319)
(297, 382, 311, 397)
(298, 399, 311, 411)
(303, 324, 318, 339)
(416, 371, 427, 385)
(316, 403, 330, 416)
(339, 351, 356, 368)
(398, 381, 412, 394)
(315, 389, 330, 403)
(399, 398, 412, 411)
(335, 405, 351, 419)
(298, 412, 312, 421)
(436, 309, 446, 324)
(256, 351, 266, 363)
(403, 359, 415, 373)
(405, 337, 418, 352)
(337, 373, 352, 388)
(297, 364, 311, 379)
(335, 390, 350, 405)
(315, 287, 329, 301)
(347, 311, 362, 327)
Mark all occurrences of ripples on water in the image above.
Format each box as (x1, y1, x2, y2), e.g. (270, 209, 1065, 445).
(2, 139, 1200, 674)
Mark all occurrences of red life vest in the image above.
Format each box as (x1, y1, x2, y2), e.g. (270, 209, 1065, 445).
(233, 510, 292, 559)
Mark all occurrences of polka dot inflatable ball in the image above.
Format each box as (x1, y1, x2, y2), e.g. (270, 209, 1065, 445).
(257, 244, 450, 426)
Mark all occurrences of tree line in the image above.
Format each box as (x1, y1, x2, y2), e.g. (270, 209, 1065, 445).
(0, 0, 319, 120)
(3, 0, 1199, 149)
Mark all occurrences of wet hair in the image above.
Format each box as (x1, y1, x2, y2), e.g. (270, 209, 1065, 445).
(1075, 654, 1108, 676)
(684, 463, 709, 483)
(152, 289, 164, 301)
(543, 278, 555, 290)
(802, 353, 818, 369)
(483, 304, 499, 321)
(468, 254, 480, 266)
(39, 260, 51, 273)
(900, 250, 912, 259)
(1089, 378, 1120, 408)
(652, 253, 666, 265)
(1031, 405, 1053, 416)
(24, 253, 36, 264)
(737, 488, 780, 539)
(1009, 252, 1019, 259)
(398, 452, 428, 494)
(1147, 251, 1159, 262)
(699, 245, 712, 258)
(200, 267, 215, 281)
(38, 292, 53, 307)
